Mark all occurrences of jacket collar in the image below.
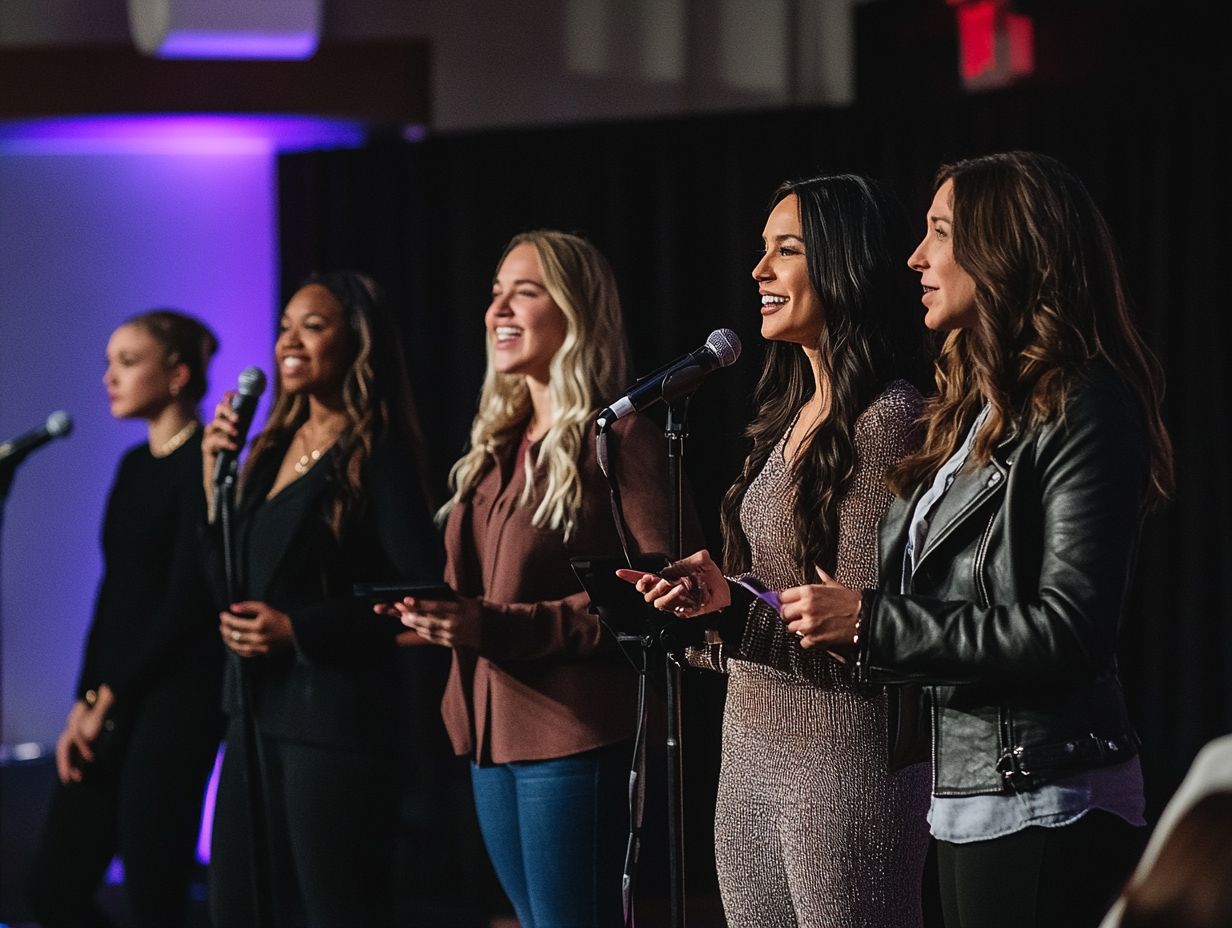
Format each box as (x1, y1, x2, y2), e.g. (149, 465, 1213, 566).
(912, 452, 1010, 570)
(892, 427, 1023, 577)
(241, 445, 336, 600)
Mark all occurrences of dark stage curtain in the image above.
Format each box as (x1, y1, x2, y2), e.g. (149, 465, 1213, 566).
(278, 85, 1232, 906)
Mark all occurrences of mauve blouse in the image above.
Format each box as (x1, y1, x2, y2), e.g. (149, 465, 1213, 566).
(439, 414, 696, 764)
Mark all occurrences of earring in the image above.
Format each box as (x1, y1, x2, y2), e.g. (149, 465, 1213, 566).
(170, 383, 180, 398)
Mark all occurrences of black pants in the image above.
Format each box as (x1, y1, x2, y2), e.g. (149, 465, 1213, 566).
(937, 810, 1145, 928)
(27, 679, 222, 928)
(208, 717, 400, 928)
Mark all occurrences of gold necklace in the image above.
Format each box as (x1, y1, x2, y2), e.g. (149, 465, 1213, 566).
(293, 447, 324, 474)
(155, 420, 199, 458)
(293, 421, 342, 474)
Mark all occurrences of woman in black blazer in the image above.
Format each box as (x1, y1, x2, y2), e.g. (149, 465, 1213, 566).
(202, 272, 440, 928)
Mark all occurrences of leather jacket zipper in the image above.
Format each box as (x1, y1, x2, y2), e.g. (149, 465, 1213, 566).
(976, 512, 1019, 788)
(973, 512, 996, 609)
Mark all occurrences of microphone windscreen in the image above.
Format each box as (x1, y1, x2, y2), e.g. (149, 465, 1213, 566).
(237, 366, 267, 398)
(705, 328, 742, 367)
(45, 410, 73, 438)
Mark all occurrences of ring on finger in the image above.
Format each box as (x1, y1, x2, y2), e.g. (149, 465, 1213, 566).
(230, 630, 242, 642)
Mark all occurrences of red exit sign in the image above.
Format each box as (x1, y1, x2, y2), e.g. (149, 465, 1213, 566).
(948, 0, 1035, 90)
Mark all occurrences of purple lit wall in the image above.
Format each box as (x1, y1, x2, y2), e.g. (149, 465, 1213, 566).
(0, 116, 365, 746)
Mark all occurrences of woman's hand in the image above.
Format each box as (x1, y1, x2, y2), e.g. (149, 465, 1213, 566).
(616, 549, 730, 618)
(780, 568, 863, 659)
(75, 685, 115, 743)
(202, 391, 242, 511)
(53, 685, 116, 784)
(373, 602, 433, 647)
(54, 701, 90, 784)
(220, 601, 295, 657)
(392, 596, 482, 649)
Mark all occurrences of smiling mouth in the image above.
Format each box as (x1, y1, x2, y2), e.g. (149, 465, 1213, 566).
(760, 294, 787, 314)
(494, 326, 524, 344)
(281, 356, 306, 372)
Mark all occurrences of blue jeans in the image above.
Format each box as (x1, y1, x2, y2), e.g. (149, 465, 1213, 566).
(471, 743, 629, 928)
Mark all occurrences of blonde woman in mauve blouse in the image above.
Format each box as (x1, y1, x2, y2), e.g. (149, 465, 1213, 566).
(389, 231, 695, 928)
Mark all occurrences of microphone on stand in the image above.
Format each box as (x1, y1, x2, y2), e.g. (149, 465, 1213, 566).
(212, 367, 267, 486)
(596, 329, 741, 430)
(0, 410, 73, 499)
(0, 410, 73, 473)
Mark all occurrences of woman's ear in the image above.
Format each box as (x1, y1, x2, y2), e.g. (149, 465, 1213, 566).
(169, 361, 191, 399)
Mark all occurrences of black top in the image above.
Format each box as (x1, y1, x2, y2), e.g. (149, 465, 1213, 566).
(211, 431, 442, 750)
(76, 429, 221, 706)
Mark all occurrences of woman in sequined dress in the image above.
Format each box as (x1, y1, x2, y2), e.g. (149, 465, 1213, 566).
(621, 174, 931, 927)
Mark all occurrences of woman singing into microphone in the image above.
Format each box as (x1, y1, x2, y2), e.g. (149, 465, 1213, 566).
(202, 272, 440, 928)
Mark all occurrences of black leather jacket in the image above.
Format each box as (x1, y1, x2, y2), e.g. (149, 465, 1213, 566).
(856, 365, 1149, 795)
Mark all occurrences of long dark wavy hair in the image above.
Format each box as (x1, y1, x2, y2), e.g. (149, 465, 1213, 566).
(887, 151, 1174, 507)
(721, 174, 925, 576)
(244, 271, 429, 537)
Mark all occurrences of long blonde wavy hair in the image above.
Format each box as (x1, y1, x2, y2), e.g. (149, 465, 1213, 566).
(439, 231, 629, 540)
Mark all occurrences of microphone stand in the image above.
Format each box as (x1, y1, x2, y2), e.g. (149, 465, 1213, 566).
(662, 395, 690, 928)
(215, 461, 276, 928)
(597, 389, 705, 928)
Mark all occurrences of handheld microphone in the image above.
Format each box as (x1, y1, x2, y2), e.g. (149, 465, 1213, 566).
(596, 329, 741, 429)
(0, 410, 73, 472)
(212, 367, 267, 486)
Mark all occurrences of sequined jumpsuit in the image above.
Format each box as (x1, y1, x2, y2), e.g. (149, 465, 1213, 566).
(694, 383, 931, 928)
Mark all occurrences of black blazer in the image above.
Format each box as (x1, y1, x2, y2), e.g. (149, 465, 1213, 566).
(210, 432, 442, 750)
(857, 365, 1148, 795)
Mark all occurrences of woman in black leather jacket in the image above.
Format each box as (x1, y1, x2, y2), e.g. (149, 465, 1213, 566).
(776, 152, 1174, 928)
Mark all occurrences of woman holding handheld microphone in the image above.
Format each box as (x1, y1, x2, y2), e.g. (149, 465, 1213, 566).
(381, 230, 697, 928)
(620, 173, 932, 928)
(202, 271, 440, 928)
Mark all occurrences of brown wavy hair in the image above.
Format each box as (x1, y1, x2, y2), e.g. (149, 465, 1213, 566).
(888, 151, 1174, 507)
(720, 174, 926, 576)
(243, 271, 428, 537)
